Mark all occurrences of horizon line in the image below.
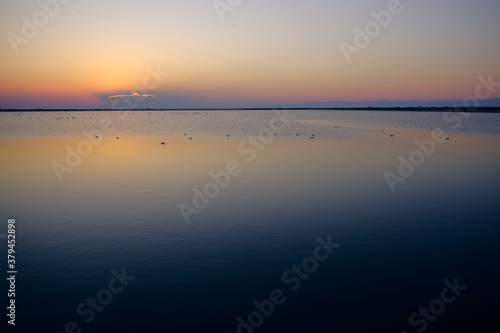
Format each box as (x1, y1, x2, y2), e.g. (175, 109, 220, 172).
(2, 106, 500, 113)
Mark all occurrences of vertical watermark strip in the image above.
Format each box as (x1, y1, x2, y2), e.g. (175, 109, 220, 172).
(6, 218, 17, 326)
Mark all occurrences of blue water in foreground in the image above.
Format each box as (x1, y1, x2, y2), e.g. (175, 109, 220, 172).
(1, 110, 499, 332)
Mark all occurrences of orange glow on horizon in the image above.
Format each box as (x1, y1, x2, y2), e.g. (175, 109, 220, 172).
(108, 93, 156, 103)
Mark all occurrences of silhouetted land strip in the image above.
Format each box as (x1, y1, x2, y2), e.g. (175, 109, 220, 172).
(2, 107, 500, 113)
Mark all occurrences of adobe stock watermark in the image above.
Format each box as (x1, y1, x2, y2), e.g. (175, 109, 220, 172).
(50, 267, 135, 333)
(7, 0, 72, 54)
(178, 109, 295, 225)
(384, 73, 500, 192)
(51, 64, 168, 183)
(213, 0, 244, 21)
(400, 277, 467, 333)
(339, 0, 409, 64)
(226, 235, 341, 333)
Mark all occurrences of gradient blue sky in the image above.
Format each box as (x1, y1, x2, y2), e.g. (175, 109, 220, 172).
(0, 0, 499, 108)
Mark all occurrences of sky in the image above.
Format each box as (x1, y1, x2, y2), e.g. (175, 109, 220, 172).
(0, 0, 499, 109)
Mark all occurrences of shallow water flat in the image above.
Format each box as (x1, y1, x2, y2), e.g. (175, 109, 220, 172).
(0, 110, 499, 332)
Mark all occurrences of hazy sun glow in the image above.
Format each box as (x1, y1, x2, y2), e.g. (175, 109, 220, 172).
(109, 93, 156, 103)
(1, 0, 499, 108)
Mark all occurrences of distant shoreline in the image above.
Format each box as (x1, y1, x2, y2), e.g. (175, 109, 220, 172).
(2, 107, 500, 113)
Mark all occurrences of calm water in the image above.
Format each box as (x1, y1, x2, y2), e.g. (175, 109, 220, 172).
(1, 110, 499, 332)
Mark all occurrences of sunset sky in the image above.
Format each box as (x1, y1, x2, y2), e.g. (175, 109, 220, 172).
(1, 0, 499, 109)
